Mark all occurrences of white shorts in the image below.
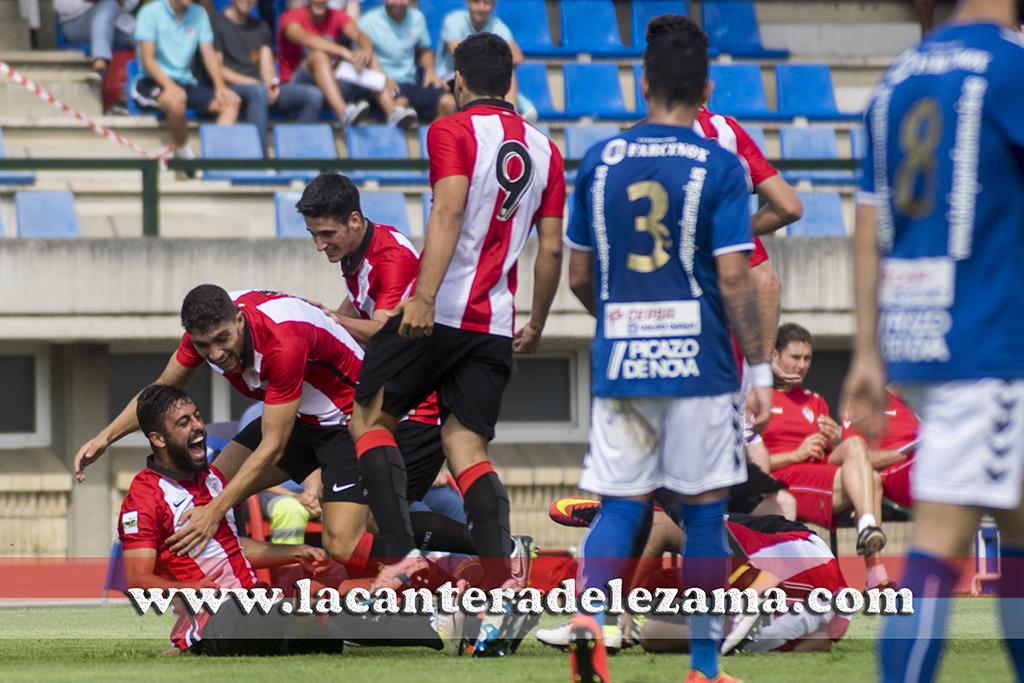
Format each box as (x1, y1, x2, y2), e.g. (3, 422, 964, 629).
(579, 393, 747, 497)
(901, 378, 1024, 510)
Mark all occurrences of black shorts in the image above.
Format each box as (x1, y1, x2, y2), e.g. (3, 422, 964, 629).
(131, 77, 216, 114)
(397, 82, 447, 121)
(355, 316, 513, 441)
(396, 420, 445, 502)
(727, 465, 788, 514)
(232, 418, 365, 504)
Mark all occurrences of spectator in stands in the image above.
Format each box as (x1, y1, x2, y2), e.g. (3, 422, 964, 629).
(214, 0, 325, 151)
(761, 323, 891, 588)
(132, 0, 241, 160)
(358, 0, 456, 123)
(55, 0, 136, 80)
(278, 0, 417, 128)
(842, 386, 919, 509)
(437, 0, 536, 121)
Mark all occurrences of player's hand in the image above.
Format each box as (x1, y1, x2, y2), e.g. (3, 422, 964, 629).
(391, 296, 434, 338)
(796, 433, 827, 463)
(818, 415, 840, 444)
(352, 48, 372, 71)
(296, 489, 322, 519)
(512, 320, 543, 353)
(422, 72, 443, 89)
(74, 434, 110, 482)
(266, 82, 280, 106)
(385, 78, 400, 97)
(215, 86, 241, 107)
(294, 545, 330, 576)
(745, 386, 773, 434)
(771, 357, 801, 389)
(841, 352, 889, 441)
(167, 504, 222, 556)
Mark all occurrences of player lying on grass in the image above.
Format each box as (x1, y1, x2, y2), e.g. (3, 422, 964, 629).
(120, 384, 463, 656)
(540, 498, 851, 656)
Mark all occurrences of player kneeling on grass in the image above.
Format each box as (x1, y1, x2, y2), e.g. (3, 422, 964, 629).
(120, 384, 462, 656)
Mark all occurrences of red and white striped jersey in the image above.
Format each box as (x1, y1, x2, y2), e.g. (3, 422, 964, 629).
(118, 459, 258, 591)
(427, 99, 566, 337)
(176, 289, 363, 426)
(341, 223, 440, 426)
(727, 520, 848, 597)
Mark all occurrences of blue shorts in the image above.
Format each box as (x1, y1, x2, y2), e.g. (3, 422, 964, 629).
(131, 77, 216, 114)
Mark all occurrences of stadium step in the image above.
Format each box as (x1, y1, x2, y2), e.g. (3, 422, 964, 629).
(0, 1, 30, 51)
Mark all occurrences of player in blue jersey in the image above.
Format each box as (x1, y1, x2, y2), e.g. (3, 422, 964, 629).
(844, 1, 1024, 681)
(563, 16, 772, 683)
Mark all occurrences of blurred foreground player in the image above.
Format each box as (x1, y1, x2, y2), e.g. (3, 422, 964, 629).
(845, 1, 1024, 680)
(564, 15, 771, 683)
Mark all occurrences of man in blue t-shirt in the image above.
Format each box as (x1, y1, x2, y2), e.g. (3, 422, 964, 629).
(359, 0, 456, 122)
(563, 15, 770, 683)
(844, 1, 1024, 680)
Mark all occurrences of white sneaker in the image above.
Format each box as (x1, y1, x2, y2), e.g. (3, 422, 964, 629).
(430, 609, 466, 657)
(387, 105, 418, 129)
(342, 100, 371, 128)
(536, 620, 623, 653)
(720, 612, 770, 655)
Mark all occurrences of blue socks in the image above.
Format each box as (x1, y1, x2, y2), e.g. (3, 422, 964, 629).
(999, 545, 1024, 679)
(680, 497, 730, 680)
(879, 549, 959, 683)
(579, 497, 652, 628)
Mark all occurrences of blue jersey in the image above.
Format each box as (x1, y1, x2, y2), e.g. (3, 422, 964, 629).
(860, 22, 1024, 383)
(566, 123, 753, 398)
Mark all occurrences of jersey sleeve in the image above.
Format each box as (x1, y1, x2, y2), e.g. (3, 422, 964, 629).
(427, 120, 471, 184)
(440, 11, 462, 43)
(134, 5, 158, 43)
(197, 8, 214, 44)
(538, 141, 566, 218)
(988, 47, 1024, 151)
(331, 9, 353, 35)
(261, 336, 308, 405)
(491, 18, 514, 42)
(414, 10, 431, 49)
(372, 252, 417, 311)
(815, 393, 832, 419)
(710, 157, 755, 256)
(730, 118, 777, 189)
(564, 154, 593, 250)
(175, 332, 204, 368)
(118, 484, 162, 550)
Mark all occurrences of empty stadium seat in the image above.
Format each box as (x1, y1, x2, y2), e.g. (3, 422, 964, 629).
(346, 125, 426, 185)
(708, 64, 785, 120)
(779, 127, 854, 185)
(15, 191, 79, 238)
(199, 124, 283, 184)
(516, 63, 566, 120)
(631, 1, 693, 52)
(563, 64, 631, 119)
(0, 129, 36, 186)
(361, 192, 412, 237)
(701, 1, 788, 59)
(744, 125, 767, 155)
(633, 64, 647, 116)
(421, 192, 432, 234)
(788, 192, 846, 237)
(498, 1, 563, 56)
(420, 0, 465, 50)
(850, 127, 867, 159)
(560, 0, 631, 57)
(274, 192, 307, 238)
(565, 124, 620, 160)
(775, 64, 862, 121)
(273, 124, 337, 182)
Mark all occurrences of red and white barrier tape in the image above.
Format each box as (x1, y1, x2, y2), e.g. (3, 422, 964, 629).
(0, 61, 173, 168)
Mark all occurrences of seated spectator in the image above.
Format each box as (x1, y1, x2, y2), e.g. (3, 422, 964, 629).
(359, 0, 456, 124)
(132, 0, 241, 160)
(55, 0, 136, 77)
(762, 323, 890, 588)
(842, 386, 919, 509)
(214, 0, 325, 151)
(278, 0, 416, 128)
(437, 0, 536, 121)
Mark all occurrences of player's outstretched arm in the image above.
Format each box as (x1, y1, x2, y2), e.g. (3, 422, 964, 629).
(513, 216, 563, 353)
(74, 355, 197, 482)
(168, 399, 299, 556)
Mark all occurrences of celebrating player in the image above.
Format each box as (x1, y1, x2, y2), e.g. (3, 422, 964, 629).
(844, 1, 1024, 680)
(564, 15, 771, 683)
(347, 31, 565, 599)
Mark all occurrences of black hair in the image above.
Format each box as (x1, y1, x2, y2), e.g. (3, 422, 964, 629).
(453, 32, 513, 98)
(775, 323, 814, 352)
(136, 384, 193, 438)
(180, 284, 237, 334)
(643, 14, 709, 108)
(295, 173, 362, 223)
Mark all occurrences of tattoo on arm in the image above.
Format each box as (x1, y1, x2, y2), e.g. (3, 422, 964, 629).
(723, 284, 766, 366)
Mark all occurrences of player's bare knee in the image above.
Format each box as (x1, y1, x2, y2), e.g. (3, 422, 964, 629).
(777, 490, 798, 520)
(322, 529, 360, 561)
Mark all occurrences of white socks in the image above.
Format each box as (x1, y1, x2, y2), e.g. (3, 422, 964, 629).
(857, 514, 878, 533)
(175, 144, 196, 160)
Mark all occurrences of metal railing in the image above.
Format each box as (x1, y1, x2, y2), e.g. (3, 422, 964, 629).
(0, 158, 859, 237)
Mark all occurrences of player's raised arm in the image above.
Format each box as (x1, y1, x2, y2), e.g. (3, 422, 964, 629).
(74, 354, 197, 482)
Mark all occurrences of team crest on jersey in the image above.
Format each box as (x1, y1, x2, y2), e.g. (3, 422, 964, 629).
(600, 138, 627, 165)
(802, 407, 815, 423)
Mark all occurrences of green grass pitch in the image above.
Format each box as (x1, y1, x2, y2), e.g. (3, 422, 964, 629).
(0, 600, 1013, 682)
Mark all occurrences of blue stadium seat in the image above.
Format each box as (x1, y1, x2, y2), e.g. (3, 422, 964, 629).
(212, 0, 258, 16)
(775, 64, 861, 121)
(701, 1, 788, 59)
(560, 0, 631, 57)
(54, 16, 89, 54)
(421, 192, 432, 234)
(788, 192, 846, 237)
(361, 192, 412, 237)
(418, 125, 430, 159)
(850, 127, 867, 159)
(346, 125, 426, 185)
(633, 64, 647, 116)
(563, 63, 631, 119)
(708, 64, 786, 120)
(516, 63, 567, 119)
(273, 124, 337, 182)
(0, 129, 36, 186)
(420, 0, 465, 50)
(498, 1, 563, 56)
(565, 124, 620, 160)
(15, 191, 79, 238)
(744, 125, 767, 155)
(631, 1, 694, 53)
(779, 127, 853, 185)
(274, 192, 307, 238)
(199, 124, 284, 184)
